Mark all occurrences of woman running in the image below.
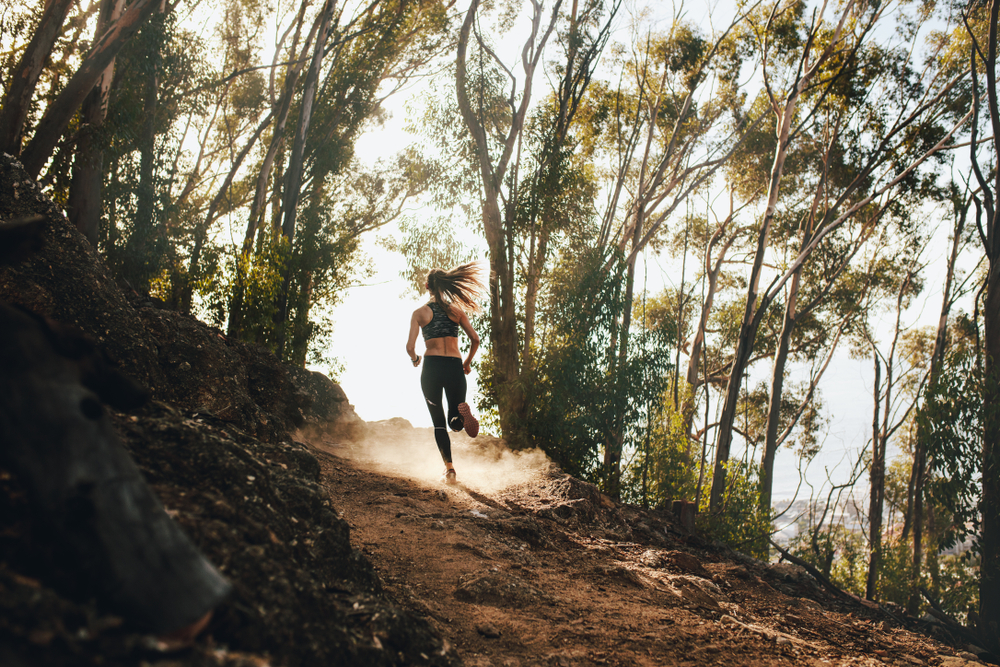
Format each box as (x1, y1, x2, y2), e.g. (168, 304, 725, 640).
(406, 261, 488, 484)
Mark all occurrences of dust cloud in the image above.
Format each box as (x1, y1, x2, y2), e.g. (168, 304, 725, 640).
(326, 420, 553, 494)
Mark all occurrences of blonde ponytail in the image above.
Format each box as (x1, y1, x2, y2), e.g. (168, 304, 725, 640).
(426, 260, 489, 314)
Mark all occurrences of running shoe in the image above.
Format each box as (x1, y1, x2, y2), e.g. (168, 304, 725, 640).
(443, 469, 457, 485)
(458, 402, 479, 438)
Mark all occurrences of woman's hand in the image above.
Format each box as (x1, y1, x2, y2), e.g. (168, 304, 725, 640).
(463, 359, 471, 375)
(412, 355, 421, 367)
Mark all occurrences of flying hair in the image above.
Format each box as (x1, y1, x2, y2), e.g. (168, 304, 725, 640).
(426, 261, 489, 315)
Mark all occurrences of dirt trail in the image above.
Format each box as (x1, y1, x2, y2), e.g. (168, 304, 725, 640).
(308, 423, 983, 667)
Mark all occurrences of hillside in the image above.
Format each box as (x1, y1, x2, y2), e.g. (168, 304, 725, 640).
(311, 425, 990, 667)
(0, 152, 993, 667)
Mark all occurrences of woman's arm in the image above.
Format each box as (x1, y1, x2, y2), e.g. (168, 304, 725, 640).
(458, 313, 480, 375)
(406, 310, 421, 366)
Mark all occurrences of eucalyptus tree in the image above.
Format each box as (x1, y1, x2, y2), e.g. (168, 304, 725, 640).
(226, 0, 322, 338)
(16, 0, 166, 180)
(857, 248, 926, 602)
(963, 0, 1000, 647)
(268, 0, 339, 356)
(68, 0, 127, 246)
(904, 184, 979, 613)
(454, 0, 620, 445)
(184, 0, 454, 362)
(750, 5, 983, 518)
(270, 0, 455, 361)
(568, 7, 768, 496)
(709, 0, 973, 512)
(0, 0, 76, 156)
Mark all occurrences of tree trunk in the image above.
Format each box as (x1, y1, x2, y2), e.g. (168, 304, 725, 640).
(180, 108, 273, 313)
(488, 196, 525, 444)
(123, 17, 163, 294)
(673, 221, 689, 411)
(289, 270, 313, 367)
(709, 0, 857, 512)
(0, 0, 75, 155)
(454, 0, 557, 446)
(761, 266, 800, 515)
(521, 224, 549, 374)
(273, 0, 337, 358)
(20, 0, 162, 179)
(68, 0, 126, 247)
(866, 351, 884, 601)
(601, 173, 646, 497)
(683, 220, 733, 433)
(967, 1, 1000, 645)
(981, 259, 1000, 646)
(710, 88, 798, 511)
(229, 0, 315, 339)
(907, 195, 966, 614)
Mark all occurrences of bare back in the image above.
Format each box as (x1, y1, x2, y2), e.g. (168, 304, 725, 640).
(413, 304, 462, 358)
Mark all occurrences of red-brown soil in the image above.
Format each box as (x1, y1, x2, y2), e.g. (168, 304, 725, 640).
(309, 422, 990, 667)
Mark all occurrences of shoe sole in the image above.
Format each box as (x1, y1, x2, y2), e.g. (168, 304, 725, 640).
(458, 403, 479, 438)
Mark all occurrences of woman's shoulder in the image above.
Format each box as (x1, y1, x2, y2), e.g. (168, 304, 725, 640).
(413, 303, 432, 322)
(442, 303, 463, 323)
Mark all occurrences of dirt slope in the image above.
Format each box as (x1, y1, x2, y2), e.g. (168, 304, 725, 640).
(0, 152, 448, 667)
(308, 421, 989, 667)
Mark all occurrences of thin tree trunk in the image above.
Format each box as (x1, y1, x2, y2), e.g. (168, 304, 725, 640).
(907, 196, 967, 614)
(866, 351, 883, 601)
(673, 218, 690, 411)
(181, 108, 273, 313)
(965, 3, 999, 642)
(454, 0, 560, 446)
(228, 5, 313, 338)
(289, 270, 313, 366)
(242, 0, 315, 258)
(710, 96, 793, 509)
(983, 252, 1000, 648)
(522, 224, 549, 373)
(603, 216, 642, 498)
(867, 272, 908, 600)
(68, 0, 126, 247)
(683, 213, 736, 433)
(124, 13, 163, 293)
(761, 266, 801, 515)
(602, 111, 654, 496)
(273, 0, 337, 358)
(0, 0, 75, 155)
(709, 0, 856, 512)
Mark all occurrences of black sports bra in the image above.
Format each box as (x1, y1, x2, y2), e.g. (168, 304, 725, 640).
(422, 302, 460, 340)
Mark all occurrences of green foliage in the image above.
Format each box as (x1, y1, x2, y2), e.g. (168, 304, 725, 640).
(393, 214, 476, 297)
(919, 347, 983, 554)
(827, 527, 869, 597)
(513, 246, 672, 485)
(934, 552, 980, 624)
(622, 398, 698, 508)
(222, 235, 290, 347)
(786, 511, 866, 596)
(701, 461, 771, 560)
(876, 536, 917, 605)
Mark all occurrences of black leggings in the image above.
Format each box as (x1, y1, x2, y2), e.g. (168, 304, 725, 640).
(420, 356, 466, 464)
